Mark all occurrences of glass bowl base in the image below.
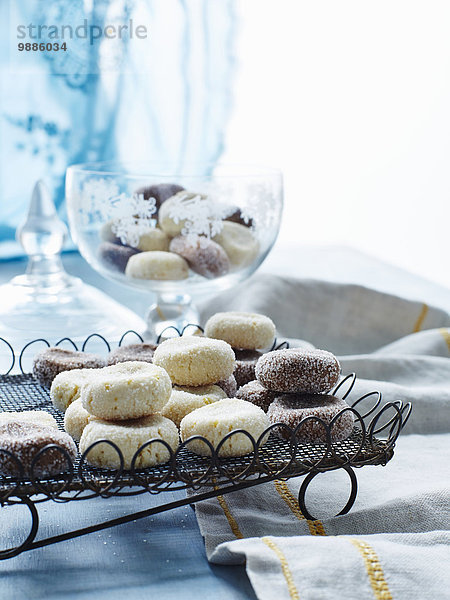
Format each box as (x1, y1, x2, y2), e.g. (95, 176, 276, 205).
(145, 293, 201, 341)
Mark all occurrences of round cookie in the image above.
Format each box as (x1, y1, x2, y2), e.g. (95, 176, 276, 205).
(162, 388, 224, 428)
(256, 349, 340, 394)
(98, 241, 140, 273)
(107, 343, 157, 366)
(180, 398, 270, 457)
(50, 368, 98, 412)
(33, 348, 106, 389)
(125, 251, 189, 281)
(213, 221, 259, 268)
(173, 384, 227, 398)
(153, 336, 235, 386)
(216, 374, 238, 397)
(0, 421, 77, 477)
(233, 349, 263, 388)
(0, 411, 58, 429)
(236, 380, 277, 412)
(135, 183, 185, 211)
(158, 191, 209, 237)
(81, 361, 172, 421)
(136, 228, 170, 252)
(169, 235, 230, 279)
(79, 415, 179, 469)
(267, 394, 354, 444)
(205, 312, 275, 350)
(100, 220, 122, 245)
(64, 399, 93, 442)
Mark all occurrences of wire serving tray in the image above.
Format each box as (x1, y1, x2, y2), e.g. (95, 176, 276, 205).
(0, 332, 412, 560)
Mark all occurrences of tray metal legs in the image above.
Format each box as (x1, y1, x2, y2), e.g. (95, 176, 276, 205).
(0, 468, 359, 560)
(297, 466, 358, 521)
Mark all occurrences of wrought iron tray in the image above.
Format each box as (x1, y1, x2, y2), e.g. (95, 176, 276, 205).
(0, 332, 412, 559)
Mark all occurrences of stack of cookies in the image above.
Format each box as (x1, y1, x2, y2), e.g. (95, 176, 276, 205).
(50, 361, 178, 469)
(238, 348, 354, 443)
(204, 311, 277, 388)
(151, 336, 271, 457)
(152, 336, 236, 427)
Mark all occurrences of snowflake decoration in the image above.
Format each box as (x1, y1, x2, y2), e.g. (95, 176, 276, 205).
(167, 192, 225, 239)
(78, 178, 120, 225)
(110, 193, 157, 247)
(77, 178, 157, 247)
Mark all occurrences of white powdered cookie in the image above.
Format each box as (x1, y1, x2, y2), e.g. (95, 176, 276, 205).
(64, 398, 93, 442)
(153, 337, 235, 386)
(158, 191, 208, 238)
(173, 384, 227, 398)
(81, 361, 172, 421)
(213, 221, 259, 268)
(205, 311, 276, 350)
(180, 398, 270, 457)
(0, 410, 58, 429)
(50, 368, 97, 412)
(125, 251, 189, 280)
(162, 386, 225, 428)
(137, 228, 170, 252)
(79, 415, 179, 469)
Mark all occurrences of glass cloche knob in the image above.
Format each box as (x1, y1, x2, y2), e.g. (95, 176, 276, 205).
(0, 181, 145, 348)
(18, 180, 67, 258)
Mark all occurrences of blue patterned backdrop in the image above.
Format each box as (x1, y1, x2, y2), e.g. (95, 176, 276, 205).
(0, 0, 236, 257)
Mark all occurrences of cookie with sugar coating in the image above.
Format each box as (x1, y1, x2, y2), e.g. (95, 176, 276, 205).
(233, 349, 262, 387)
(135, 182, 185, 211)
(107, 343, 157, 366)
(81, 361, 172, 421)
(153, 336, 235, 386)
(158, 191, 208, 237)
(236, 380, 277, 412)
(79, 415, 179, 469)
(0, 421, 77, 477)
(215, 374, 238, 397)
(64, 398, 93, 442)
(169, 235, 230, 279)
(50, 368, 98, 412)
(256, 348, 340, 394)
(136, 228, 170, 252)
(0, 410, 58, 429)
(125, 251, 189, 281)
(33, 347, 105, 388)
(205, 311, 275, 350)
(180, 398, 270, 457)
(212, 221, 259, 268)
(267, 394, 354, 443)
(162, 387, 225, 428)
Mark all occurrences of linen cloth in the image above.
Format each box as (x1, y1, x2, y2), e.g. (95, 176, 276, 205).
(192, 275, 450, 600)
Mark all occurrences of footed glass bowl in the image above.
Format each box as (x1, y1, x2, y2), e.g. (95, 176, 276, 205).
(66, 162, 283, 339)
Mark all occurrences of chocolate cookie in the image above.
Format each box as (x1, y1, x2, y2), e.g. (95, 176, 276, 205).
(107, 343, 158, 366)
(236, 380, 277, 412)
(98, 242, 140, 273)
(255, 349, 340, 394)
(267, 394, 354, 444)
(135, 183, 185, 211)
(0, 421, 77, 477)
(233, 349, 262, 388)
(33, 348, 106, 388)
(169, 235, 230, 279)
